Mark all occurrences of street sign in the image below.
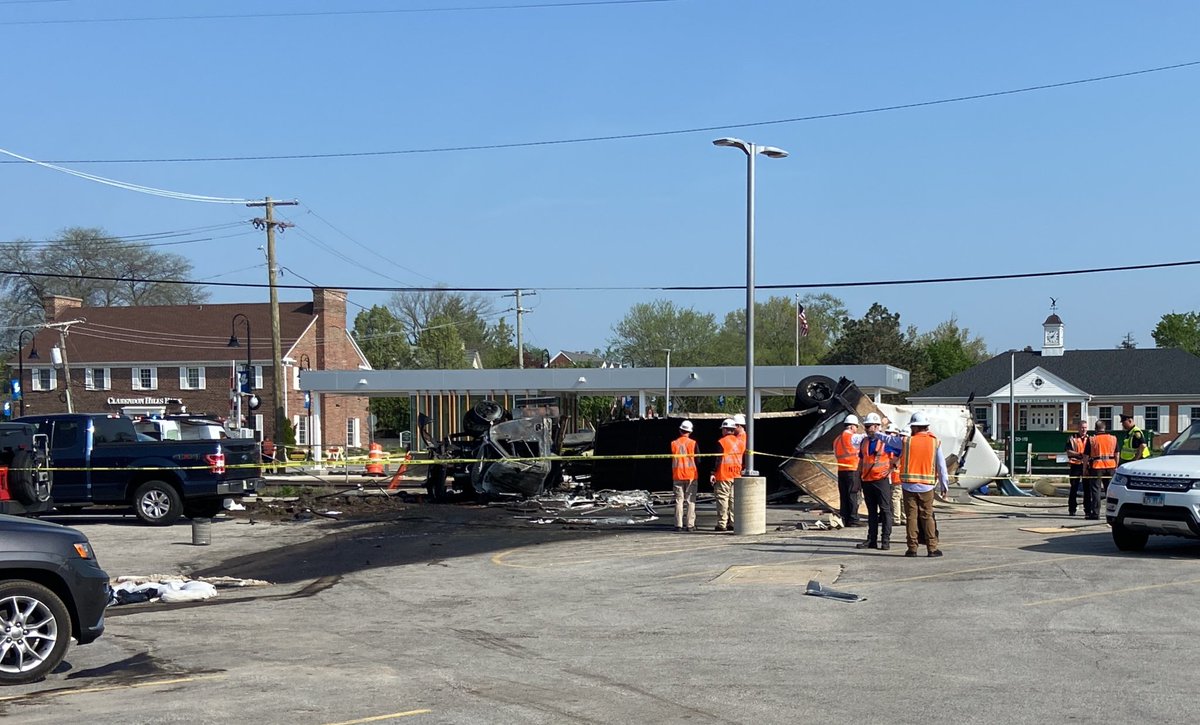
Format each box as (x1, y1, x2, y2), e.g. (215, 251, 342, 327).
(11, 380, 21, 400)
(304, 391, 311, 410)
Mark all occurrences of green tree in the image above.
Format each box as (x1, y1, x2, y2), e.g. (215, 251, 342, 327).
(606, 300, 720, 367)
(0, 227, 208, 349)
(352, 305, 412, 433)
(1152, 312, 1200, 356)
(822, 303, 930, 392)
(919, 316, 989, 385)
(711, 293, 847, 366)
(413, 314, 467, 369)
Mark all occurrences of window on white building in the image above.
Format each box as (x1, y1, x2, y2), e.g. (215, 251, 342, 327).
(973, 406, 991, 434)
(84, 367, 110, 391)
(179, 366, 206, 390)
(132, 367, 158, 391)
(1145, 406, 1160, 435)
(31, 368, 56, 391)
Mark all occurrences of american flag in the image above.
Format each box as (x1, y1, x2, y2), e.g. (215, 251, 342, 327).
(797, 304, 809, 337)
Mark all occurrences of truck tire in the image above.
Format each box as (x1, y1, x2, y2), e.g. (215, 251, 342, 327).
(794, 375, 836, 410)
(1112, 521, 1149, 552)
(8, 450, 49, 505)
(0, 580, 72, 685)
(133, 480, 184, 526)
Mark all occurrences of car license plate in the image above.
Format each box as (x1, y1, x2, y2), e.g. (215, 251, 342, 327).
(1144, 492, 1164, 507)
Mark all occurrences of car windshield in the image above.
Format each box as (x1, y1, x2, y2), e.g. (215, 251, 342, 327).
(1166, 423, 1200, 454)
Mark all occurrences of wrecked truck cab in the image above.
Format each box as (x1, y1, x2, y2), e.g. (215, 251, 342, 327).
(471, 416, 557, 500)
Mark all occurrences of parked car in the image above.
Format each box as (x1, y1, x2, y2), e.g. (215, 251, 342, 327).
(17, 413, 262, 525)
(0, 514, 109, 684)
(1106, 422, 1200, 551)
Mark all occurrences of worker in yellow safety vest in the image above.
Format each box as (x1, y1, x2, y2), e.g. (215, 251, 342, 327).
(1118, 413, 1150, 462)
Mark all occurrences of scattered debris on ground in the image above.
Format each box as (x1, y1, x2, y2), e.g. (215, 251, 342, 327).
(108, 575, 271, 606)
(804, 579, 866, 603)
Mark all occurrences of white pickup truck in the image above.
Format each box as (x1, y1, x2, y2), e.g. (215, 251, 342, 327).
(1106, 422, 1200, 551)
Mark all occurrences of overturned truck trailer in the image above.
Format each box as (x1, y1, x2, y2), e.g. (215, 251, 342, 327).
(591, 376, 1006, 513)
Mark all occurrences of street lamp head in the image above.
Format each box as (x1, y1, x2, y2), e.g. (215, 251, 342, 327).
(759, 146, 789, 159)
(227, 335, 240, 348)
(27, 346, 38, 360)
(713, 137, 749, 153)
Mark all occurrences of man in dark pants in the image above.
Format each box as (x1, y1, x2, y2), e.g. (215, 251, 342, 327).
(856, 413, 893, 550)
(833, 415, 865, 527)
(1065, 419, 1089, 516)
(1086, 421, 1119, 520)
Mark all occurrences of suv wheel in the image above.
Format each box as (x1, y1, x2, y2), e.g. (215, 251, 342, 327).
(0, 580, 72, 685)
(133, 480, 184, 526)
(1112, 521, 1149, 552)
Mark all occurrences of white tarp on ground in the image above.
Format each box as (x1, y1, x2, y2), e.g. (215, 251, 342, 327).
(877, 403, 1009, 492)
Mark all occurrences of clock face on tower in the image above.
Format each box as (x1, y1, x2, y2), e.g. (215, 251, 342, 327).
(1045, 328, 1061, 345)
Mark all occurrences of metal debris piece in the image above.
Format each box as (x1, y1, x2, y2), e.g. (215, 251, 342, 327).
(804, 580, 866, 603)
(531, 516, 659, 526)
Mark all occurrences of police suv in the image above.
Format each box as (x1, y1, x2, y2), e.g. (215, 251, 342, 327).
(1106, 422, 1200, 551)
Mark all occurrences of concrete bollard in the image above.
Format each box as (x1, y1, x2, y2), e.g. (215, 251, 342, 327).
(191, 517, 212, 546)
(733, 476, 766, 535)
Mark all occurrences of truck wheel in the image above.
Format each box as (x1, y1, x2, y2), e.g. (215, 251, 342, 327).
(8, 450, 49, 505)
(1112, 522, 1149, 552)
(794, 375, 836, 410)
(0, 580, 72, 685)
(184, 500, 225, 519)
(133, 481, 183, 526)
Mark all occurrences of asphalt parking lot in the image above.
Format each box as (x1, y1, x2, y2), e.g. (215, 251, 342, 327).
(4, 498, 1199, 724)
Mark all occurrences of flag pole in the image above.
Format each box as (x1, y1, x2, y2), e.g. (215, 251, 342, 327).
(794, 294, 800, 366)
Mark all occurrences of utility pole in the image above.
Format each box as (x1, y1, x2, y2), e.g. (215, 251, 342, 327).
(44, 319, 84, 414)
(249, 197, 298, 439)
(503, 290, 536, 368)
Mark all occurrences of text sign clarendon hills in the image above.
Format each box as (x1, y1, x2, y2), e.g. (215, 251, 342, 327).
(107, 397, 183, 406)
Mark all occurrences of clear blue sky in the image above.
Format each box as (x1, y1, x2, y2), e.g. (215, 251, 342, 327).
(3, 0, 1198, 360)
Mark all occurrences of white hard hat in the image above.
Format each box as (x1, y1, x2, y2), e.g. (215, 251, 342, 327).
(864, 412, 882, 425)
(721, 418, 737, 429)
(844, 414, 860, 426)
(733, 413, 746, 426)
(885, 423, 900, 434)
(679, 420, 694, 432)
(909, 411, 930, 427)
(900, 427, 911, 436)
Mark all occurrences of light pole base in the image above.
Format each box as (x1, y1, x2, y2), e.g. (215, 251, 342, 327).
(733, 476, 766, 535)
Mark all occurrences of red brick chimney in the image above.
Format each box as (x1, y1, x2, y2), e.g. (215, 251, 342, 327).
(43, 294, 83, 323)
(312, 288, 349, 369)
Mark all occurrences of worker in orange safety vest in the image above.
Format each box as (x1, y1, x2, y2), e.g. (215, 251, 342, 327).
(833, 414, 866, 527)
(856, 412, 893, 550)
(671, 420, 699, 532)
(883, 411, 949, 557)
(1086, 420, 1119, 520)
(710, 419, 744, 532)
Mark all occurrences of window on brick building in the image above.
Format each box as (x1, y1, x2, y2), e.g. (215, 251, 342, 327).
(294, 416, 308, 446)
(1098, 406, 1113, 430)
(179, 366, 206, 390)
(346, 418, 360, 449)
(132, 367, 158, 391)
(31, 368, 55, 391)
(84, 367, 110, 391)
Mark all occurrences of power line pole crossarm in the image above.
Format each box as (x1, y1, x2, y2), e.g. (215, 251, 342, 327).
(248, 196, 299, 439)
(503, 289, 536, 368)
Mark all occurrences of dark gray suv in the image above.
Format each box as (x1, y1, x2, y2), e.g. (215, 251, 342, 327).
(1, 514, 109, 684)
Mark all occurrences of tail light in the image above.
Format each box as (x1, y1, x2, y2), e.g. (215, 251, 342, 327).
(206, 452, 226, 475)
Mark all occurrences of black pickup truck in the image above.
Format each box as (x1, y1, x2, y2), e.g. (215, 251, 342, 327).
(17, 413, 262, 525)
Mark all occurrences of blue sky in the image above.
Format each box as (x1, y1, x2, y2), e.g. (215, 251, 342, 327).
(3, 0, 1198, 360)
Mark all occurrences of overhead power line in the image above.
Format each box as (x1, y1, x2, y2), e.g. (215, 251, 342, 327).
(0, 0, 678, 25)
(5, 60, 1196, 166)
(1, 222, 247, 245)
(0, 146, 258, 202)
(2, 258, 1198, 293)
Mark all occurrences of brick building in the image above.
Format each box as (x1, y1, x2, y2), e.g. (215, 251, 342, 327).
(14, 288, 370, 452)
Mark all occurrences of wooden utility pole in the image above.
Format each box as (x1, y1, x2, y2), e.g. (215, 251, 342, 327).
(248, 197, 298, 439)
(503, 290, 536, 368)
(44, 319, 84, 413)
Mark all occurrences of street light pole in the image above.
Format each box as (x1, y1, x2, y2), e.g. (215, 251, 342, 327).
(16, 329, 38, 417)
(1009, 349, 1017, 480)
(713, 137, 788, 475)
(229, 314, 253, 435)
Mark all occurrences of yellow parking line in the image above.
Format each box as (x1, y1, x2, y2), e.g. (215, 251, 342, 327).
(1024, 577, 1200, 607)
(491, 541, 739, 569)
(323, 710, 432, 725)
(0, 674, 227, 702)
